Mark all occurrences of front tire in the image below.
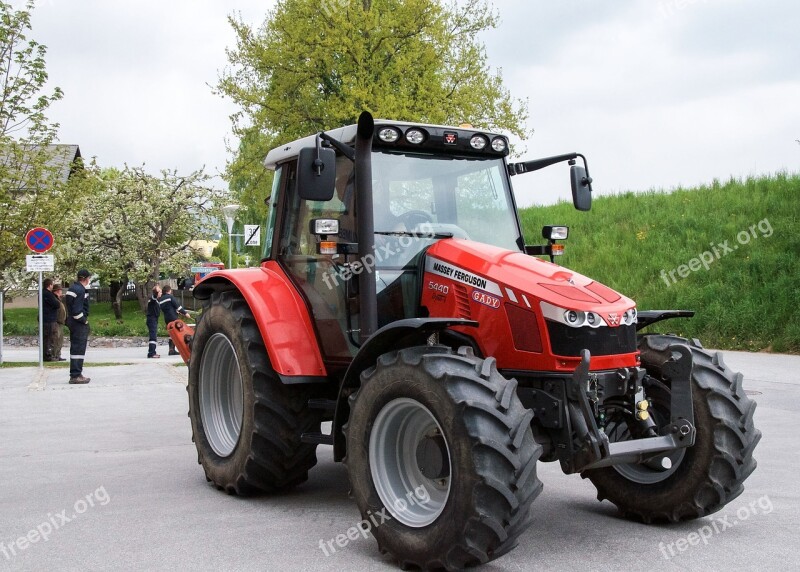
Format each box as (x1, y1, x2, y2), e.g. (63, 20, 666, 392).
(584, 334, 761, 522)
(188, 291, 321, 495)
(345, 346, 542, 570)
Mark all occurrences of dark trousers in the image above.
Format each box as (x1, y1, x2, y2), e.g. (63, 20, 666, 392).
(67, 321, 89, 378)
(147, 320, 159, 356)
(43, 322, 59, 359)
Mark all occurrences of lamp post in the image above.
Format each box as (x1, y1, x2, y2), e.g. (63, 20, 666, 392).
(222, 204, 240, 269)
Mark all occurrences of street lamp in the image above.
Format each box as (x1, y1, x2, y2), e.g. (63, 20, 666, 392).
(222, 204, 240, 269)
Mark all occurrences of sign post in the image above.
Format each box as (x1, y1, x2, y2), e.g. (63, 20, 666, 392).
(25, 227, 54, 370)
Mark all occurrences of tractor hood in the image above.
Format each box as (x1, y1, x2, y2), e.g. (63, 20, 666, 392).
(424, 239, 636, 320)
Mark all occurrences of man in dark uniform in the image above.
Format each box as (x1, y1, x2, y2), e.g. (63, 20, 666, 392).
(146, 285, 162, 358)
(65, 269, 92, 384)
(158, 285, 191, 355)
(42, 278, 61, 361)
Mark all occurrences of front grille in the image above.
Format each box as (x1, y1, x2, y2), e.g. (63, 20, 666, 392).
(545, 320, 636, 357)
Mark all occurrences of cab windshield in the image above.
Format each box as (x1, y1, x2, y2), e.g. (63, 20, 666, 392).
(371, 151, 521, 255)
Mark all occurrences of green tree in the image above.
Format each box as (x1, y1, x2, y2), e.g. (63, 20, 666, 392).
(217, 0, 528, 216)
(57, 165, 224, 315)
(0, 0, 68, 293)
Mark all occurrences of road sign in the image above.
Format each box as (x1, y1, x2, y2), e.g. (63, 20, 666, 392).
(190, 266, 217, 274)
(25, 227, 54, 253)
(244, 225, 261, 247)
(26, 255, 54, 272)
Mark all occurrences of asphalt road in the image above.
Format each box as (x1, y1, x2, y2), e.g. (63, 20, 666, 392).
(0, 345, 797, 571)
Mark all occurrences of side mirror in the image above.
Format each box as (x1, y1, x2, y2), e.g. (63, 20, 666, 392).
(297, 146, 336, 201)
(570, 164, 593, 212)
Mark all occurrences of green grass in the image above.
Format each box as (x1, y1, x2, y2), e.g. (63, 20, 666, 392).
(2, 300, 177, 337)
(519, 172, 800, 353)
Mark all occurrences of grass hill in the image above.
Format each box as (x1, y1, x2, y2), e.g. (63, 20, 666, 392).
(518, 172, 800, 353)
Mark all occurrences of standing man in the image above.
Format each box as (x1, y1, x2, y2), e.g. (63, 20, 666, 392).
(146, 285, 162, 358)
(42, 278, 61, 361)
(65, 269, 92, 384)
(159, 285, 191, 355)
(52, 284, 67, 361)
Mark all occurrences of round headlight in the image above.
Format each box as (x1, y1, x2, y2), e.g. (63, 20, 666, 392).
(623, 308, 638, 325)
(491, 137, 507, 152)
(565, 310, 584, 326)
(406, 129, 425, 144)
(378, 127, 400, 143)
(470, 135, 488, 150)
(587, 312, 597, 326)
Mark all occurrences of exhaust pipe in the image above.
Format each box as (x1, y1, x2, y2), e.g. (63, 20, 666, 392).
(355, 111, 377, 342)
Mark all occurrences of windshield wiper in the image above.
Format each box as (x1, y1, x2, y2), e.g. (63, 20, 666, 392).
(374, 231, 453, 238)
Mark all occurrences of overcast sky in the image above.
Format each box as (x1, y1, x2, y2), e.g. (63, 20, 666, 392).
(28, 0, 800, 207)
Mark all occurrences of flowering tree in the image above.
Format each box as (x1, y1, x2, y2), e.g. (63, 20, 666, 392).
(58, 165, 224, 316)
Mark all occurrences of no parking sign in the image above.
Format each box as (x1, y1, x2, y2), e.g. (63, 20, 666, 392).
(25, 227, 54, 253)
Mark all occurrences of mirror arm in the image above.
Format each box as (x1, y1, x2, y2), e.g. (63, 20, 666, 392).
(508, 152, 578, 176)
(313, 135, 324, 175)
(574, 153, 593, 186)
(576, 153, 592, 182)
(318, 132, 355, 162)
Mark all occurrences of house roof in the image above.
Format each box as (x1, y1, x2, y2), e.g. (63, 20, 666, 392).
(43, 145, 82, 183)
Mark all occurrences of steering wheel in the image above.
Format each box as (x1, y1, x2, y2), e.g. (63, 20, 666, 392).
(399, 209, 434, 229)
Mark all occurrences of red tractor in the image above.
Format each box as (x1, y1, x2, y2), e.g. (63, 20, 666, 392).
(169, 112, 760, 569)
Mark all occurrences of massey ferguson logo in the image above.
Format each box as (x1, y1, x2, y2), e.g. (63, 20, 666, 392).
(472, 290, 500, 309)
(607, 313, 620, 326)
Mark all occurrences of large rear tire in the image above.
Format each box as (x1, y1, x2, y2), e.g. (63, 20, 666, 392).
(188, 291, 321, 495)
(344, 346, 542, 570)
(583, 334, 761, 522)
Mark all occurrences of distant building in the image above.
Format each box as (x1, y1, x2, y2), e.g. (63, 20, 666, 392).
(190, 239, 220, 259)
(43, 144, 82, 183)
(0, 143, 83, 189)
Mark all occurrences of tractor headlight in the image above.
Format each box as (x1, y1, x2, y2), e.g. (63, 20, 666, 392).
(622, 307, 637, 325)
(378, 127, 400, 143)
(470, 135, 488, 150)
(406, 129, 426, 144)
(541, 301, 607, 328)
(491, 137, 507, 152)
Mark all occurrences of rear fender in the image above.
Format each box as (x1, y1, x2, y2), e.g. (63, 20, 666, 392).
(192, 261, 327, 380)
(332, 317, 478, 461)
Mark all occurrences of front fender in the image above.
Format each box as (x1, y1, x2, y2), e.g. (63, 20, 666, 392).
(193, 261, 327, 379)
(332, 317, 477, 460)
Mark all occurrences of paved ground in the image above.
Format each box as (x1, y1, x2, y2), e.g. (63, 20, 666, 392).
(0, 344, 798, 571)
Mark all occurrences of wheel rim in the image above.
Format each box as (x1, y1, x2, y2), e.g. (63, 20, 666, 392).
(369, 398, 451, 527)
(199, 333, 244, 457)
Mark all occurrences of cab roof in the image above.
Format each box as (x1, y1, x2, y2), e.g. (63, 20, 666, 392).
(263, 120, 509, 170)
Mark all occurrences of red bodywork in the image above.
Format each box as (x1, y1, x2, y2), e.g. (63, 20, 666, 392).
(420, 240, 639, 372)
(174, 240, 638, 375)
(172, 261, 327, 378)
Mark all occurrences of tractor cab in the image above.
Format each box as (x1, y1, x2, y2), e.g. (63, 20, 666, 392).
(261, 118, 591, 364)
